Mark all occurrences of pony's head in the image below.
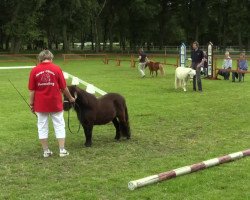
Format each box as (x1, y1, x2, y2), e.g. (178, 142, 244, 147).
(188, 69, 196, 79)
(63, 85, 78, 111)
(64, 85, 96, 111)
(145, 60, 153, 67)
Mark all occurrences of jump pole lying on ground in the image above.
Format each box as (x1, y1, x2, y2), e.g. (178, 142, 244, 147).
(128, 149, 250, 190)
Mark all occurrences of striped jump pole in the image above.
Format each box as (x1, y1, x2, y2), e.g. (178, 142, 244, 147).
(128, 149, 250, 190)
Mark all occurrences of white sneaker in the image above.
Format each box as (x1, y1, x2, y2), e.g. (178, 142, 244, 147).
(43, 150, 53, 158)
(59, 149, 69, 157)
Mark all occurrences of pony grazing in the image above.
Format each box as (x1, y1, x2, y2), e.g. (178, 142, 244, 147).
(175, 67, 196, 92)
(63, 85, 131, 147)
(145, 61, 165, 76)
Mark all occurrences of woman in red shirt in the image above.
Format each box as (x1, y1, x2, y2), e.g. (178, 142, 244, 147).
(28, 50, 75, 158)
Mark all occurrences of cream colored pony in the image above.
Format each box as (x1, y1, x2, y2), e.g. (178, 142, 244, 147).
(175, 67, 196, 92)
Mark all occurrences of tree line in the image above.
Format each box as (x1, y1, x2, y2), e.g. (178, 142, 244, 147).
(0, 0, 249, 53)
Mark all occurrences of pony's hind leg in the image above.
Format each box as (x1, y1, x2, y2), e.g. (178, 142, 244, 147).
(118, 110, 131, 140)
(112, 118, 121, 140)
(119, 121, 131, 139)
(83, 125, 93, 147)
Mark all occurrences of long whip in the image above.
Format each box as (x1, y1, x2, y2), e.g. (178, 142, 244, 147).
(9, 79, 37, 117)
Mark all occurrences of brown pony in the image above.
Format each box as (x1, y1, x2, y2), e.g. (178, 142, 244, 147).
(63, 85, 131, 147)
(145, 61, 165, 76)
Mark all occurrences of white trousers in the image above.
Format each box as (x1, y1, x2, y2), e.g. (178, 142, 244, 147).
(138, 62, 146, 77)
(36, 111, 66, 139)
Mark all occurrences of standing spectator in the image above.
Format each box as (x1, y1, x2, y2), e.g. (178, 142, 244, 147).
(28, 50, 75, 158)
(138, 48, 148, 78)
(232, 53, 248, 82)
(217, 51, 232, 80)
(191, 41, 204, 92)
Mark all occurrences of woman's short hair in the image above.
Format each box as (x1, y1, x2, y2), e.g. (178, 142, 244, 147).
(193, 41, 199, 47)
(225, 51, 230, 56)
(240, 52, 246, 58)
(38, 50, 54, 62)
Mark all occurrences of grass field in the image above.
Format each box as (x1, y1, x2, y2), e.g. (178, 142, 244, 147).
(0, 56, 250, 200)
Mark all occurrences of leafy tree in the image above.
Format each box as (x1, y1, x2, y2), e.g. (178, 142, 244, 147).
(88, 0, 107, 52)
(227, 0, 249, 50)
(0, 0, 249, 52)
(2, 0, 45, 53)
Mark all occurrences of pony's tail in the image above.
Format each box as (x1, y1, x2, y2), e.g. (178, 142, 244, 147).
(120, 102, 131, 139)
(125, 104, 129, 123)
(159, 64, 165, 75)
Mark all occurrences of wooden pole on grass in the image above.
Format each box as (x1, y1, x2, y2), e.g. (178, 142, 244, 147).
(128, 149, 250, 190)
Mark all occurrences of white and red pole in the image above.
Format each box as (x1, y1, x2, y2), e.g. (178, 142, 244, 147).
(128, 149, 250, 190)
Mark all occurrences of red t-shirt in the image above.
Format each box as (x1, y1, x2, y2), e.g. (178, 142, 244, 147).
(28, 62, 66, 112)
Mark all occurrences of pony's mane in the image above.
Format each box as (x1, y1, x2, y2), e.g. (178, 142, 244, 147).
(77, 86, 96, 99)
(68, 85, 97, 107)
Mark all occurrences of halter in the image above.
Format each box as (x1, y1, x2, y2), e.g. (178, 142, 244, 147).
(64, 100, 81, 134)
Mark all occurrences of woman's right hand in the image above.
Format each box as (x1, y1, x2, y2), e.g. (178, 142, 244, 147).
(30, 104, 35, 113)
(69, 97, 75, 103)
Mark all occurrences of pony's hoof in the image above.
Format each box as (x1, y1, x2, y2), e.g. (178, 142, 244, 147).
(114, 137, 120, 141)
(84, 143, 92, 147)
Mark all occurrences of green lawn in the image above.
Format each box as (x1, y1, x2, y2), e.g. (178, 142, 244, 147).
(0, 57, 250, 200)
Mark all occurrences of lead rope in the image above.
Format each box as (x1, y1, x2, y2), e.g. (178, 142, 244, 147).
(67, 102, 81, 134)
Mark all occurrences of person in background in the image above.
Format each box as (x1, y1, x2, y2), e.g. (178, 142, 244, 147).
(138, 48, 148, 78)
(201, 51, 208, 76)
(191, 41, 204, 92)
(217, 51, 232, 80)
(28, 50, 75, 158)
(232, 53, 248, 82)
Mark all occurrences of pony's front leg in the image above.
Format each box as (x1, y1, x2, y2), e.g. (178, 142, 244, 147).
(83, 125, 93, 147)
(183, 80, 187, 92)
